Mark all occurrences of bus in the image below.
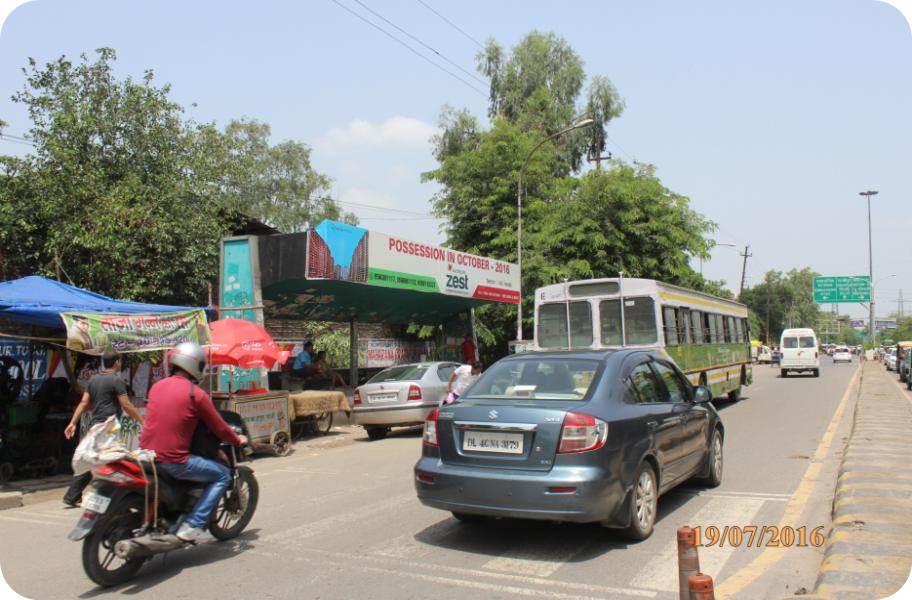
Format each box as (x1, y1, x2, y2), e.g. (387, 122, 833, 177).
(533, 278, 752, 400)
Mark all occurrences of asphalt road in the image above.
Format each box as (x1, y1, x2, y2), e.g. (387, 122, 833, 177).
(0, 358, 860, 600)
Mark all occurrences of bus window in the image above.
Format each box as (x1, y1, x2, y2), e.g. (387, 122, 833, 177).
(537, 303, 568, 348)
(569, 301, 593, 348)
(662, 306, 679, 346)
(704, 312, 716, 343)
(715, 315, 726, 343)
(599, 299, 623, 345)
(690, 310, 704, 344)
(625, 297, 658, 345)
(679, 309, 691, 344)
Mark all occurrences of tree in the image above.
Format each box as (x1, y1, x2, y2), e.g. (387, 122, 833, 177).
(425, 32, 718, 357)
(0, 49, 347, 304)
(215, 119, 356, 232)
(0, 49, 233, 304)
(740, 268, 821, 343)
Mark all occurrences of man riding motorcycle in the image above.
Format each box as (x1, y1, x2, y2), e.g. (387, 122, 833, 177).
(139, 342, 248, 542)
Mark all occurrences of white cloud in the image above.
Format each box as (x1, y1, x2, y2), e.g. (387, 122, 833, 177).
(317, 116, 437, 154)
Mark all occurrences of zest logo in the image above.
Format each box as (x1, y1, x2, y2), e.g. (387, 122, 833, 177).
(446, 274, 469, 290)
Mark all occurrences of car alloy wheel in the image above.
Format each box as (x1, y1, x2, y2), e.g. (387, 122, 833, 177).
(712, 433, 723, 481)
(635, 470, 656, 531)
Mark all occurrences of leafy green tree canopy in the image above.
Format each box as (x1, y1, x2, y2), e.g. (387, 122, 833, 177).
(740, 268, 821, 343)
(0, 49, 345, 304)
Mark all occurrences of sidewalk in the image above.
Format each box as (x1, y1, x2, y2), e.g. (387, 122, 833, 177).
(812, 362, 912, 599)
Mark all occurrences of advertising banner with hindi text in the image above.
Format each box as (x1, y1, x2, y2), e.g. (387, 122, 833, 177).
(62, 309, 210, 355)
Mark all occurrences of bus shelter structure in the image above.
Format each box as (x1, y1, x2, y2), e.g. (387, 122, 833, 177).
(219, 220, 520, 390)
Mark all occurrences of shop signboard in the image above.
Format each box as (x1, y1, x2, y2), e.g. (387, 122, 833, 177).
(306, 220, 520, 304)
(0, 339, 49, 401)
(222, 395, 289, 441)
(220, 237, 266, 391)
(360, 339, 433, 368)
(61, 310, 210, 355)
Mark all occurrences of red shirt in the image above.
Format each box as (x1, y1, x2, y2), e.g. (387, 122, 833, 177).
(461, 339, 476, 364)
(139, 375, 241, 464)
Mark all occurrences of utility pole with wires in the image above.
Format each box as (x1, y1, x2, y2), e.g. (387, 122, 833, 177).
(587, 145, 612, 171)
(738, 244, 752, 299)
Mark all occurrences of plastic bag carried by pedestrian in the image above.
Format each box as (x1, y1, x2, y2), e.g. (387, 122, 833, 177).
(71, 416, 155, 475)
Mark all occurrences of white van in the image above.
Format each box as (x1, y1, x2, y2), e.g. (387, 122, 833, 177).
(780, 328, 819, 377)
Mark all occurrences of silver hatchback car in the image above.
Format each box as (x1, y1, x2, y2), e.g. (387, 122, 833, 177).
(353, 362, 460, 440)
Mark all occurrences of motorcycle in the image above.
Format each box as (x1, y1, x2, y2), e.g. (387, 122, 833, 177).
(67, 411, 258, 587)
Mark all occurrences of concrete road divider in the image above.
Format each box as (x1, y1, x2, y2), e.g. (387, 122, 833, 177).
(812, 362, 912, 598)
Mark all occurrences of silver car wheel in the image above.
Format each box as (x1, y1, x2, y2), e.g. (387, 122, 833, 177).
(712, 433, 723, 480)
(635, 470, 656, 530)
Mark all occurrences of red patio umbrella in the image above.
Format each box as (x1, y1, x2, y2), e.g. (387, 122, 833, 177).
(208, 319, 290, 369)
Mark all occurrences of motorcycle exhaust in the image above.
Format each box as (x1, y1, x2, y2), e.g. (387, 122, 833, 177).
(114, 534, 188, 560)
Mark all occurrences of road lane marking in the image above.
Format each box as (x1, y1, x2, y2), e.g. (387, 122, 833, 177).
(629, 496, 765, 592)
(483, 536, 590, 578)
(368, 519, 461, 559)
(252, 545, 657, 598)
(0, 514, 63, 526)
(715, 364, 861, 598)
(669, 489, 792, 502)
(263, 493, 414, 544)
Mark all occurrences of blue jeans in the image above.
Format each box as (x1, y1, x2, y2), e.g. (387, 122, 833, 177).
(158, 455, 232, 528)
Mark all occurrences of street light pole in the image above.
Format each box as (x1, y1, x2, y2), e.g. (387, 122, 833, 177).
(859, 190, 878, 346)
(698, 241, 736, 277)
(871, 274, 896, 347)
(516, 117, 595, 342)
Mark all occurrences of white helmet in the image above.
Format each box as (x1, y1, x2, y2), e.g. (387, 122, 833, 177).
(170, 341, 207, 382)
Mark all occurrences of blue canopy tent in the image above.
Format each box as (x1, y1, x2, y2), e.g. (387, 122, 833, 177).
(0, 276, 205, 329)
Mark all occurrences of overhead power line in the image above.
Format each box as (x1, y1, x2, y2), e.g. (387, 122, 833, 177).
(329, 0, 487, 97)
(352, 0, 486, 87)
(0, 132, 37, 147)
(415, 0, 485, 49)
(332, 197, 434, 217)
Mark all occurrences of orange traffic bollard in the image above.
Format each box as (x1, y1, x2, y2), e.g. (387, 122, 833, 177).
(677, 526, 701, 600)
(688, 572, 715, 600)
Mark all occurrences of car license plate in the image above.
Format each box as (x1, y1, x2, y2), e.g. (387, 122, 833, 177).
(82, 492, 111, 514)
(369, 393, 398, 403)
(463, 431, 523, 454)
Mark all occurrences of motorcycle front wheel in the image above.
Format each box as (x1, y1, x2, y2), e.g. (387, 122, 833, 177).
(209, 467, 258, 540)
(81, 496, 146, 587)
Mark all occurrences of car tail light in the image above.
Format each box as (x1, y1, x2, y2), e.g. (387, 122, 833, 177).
(353, 388, 362, 405)
(423, 407, 439, 446)
(408, 385, 422, 400)
(93, 462, 149, 486)
(557, 412, 608, 454)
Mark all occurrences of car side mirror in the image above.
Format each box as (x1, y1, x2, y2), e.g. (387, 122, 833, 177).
(693, 385, 712, 404)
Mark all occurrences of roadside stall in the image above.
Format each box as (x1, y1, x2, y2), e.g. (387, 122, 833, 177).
(207, 318, 294, 454)
(0, 276, 210, 481)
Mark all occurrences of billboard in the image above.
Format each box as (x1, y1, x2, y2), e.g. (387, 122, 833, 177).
(305, 220, 520, 304)
(61, 310, 210, 355)
(812, 276, 871, 303)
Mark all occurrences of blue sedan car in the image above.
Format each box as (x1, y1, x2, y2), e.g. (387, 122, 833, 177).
(414, 349, 724, 540)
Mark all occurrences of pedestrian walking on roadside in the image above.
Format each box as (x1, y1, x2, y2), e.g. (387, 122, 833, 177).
(62, 353, 144, 507)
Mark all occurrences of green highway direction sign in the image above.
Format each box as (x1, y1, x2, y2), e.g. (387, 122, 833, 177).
(813, 276, 871, 303)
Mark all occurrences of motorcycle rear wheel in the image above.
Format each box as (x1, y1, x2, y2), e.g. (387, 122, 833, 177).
(210, 467, 258, 540)
(81, 497, 146, 587)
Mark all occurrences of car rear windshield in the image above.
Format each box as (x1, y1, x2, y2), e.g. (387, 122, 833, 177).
(463, 358, 600, 401)
(368, 365, 427, 383)
(799, 337, 816, 348)
(782, 337, 798, 348)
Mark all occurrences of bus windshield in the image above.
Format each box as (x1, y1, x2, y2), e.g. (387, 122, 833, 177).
(599, 297, 658, 345)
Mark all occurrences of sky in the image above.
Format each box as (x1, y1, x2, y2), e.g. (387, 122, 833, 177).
(0, 0, 909, 322)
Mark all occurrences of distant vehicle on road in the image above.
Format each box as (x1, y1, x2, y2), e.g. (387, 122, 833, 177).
(532, 278, 751, 401)
(414, 350, 723, 540)
(757, 345, 772, 364)
(832, 346, 852, 364)
(884, 348, 897, 371)
(353, 362, 459, 440)
(780, 328, 820, 377)
(897, 342, 912, 383)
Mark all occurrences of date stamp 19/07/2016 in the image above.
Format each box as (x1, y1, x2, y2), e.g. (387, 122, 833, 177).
(693, 525, 826, 548)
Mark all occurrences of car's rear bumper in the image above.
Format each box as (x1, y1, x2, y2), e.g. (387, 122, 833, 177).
(353, 403, 437, 426)
(413, 456, 625, 523)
